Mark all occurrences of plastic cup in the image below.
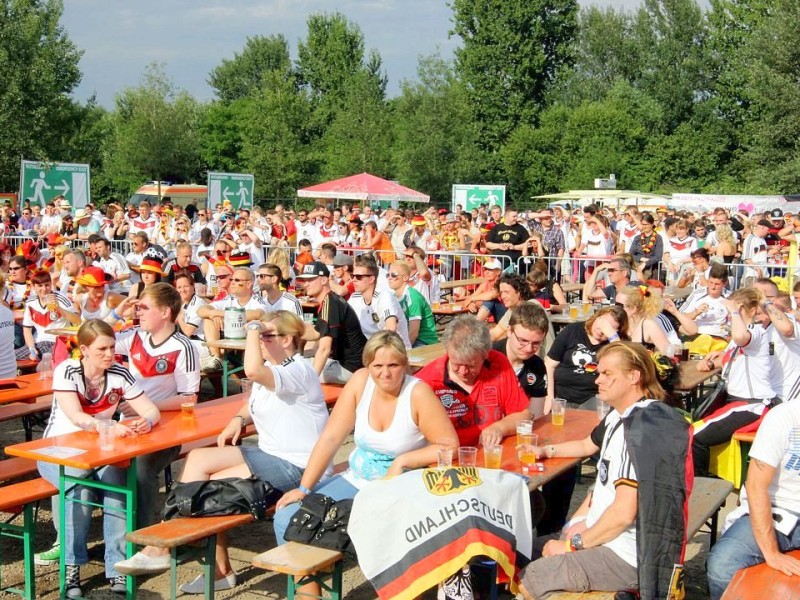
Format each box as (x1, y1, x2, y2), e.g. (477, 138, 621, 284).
(582, 301, 591, 315)
(518, 433, 539, 472)
(596, 399, 610, 421)
(239, 378, 253, 397)
(516, 420, 533, 447)
(437, 447, 453, 468)
(458, 446, 478, 467)
(484, 444, 503, 469)
(552, 399, 567, 426)
(569, 304, 579, 319)
(97, 419, 115, 451)
(181, 402, 195, 419)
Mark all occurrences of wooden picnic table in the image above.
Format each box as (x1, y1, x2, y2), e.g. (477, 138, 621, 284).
(674, 360, 719, 392)
(45, 326, 80, 337)
(204, 338, 246, 395)
(0, 373, 52, 405)
(407, 342, 446, 369)
(440, 277, 483, 291)
(560, 282, 584, 295)
(6, 394, 245, 599)
(549, 312, 589, 329)
(476, 409, 599, 490)
(432, 302, 468, 317)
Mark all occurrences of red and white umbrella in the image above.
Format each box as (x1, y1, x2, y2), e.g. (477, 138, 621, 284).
(297, 172, 429, 203)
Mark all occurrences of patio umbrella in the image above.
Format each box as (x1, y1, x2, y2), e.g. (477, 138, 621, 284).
(297, 172, 429, 203)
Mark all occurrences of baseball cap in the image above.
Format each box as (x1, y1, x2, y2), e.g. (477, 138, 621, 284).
(483, 258, 502, 270)
(332, 254, 354, 267)
(770, 208, 784, 220)
(296, 261, 330, 279)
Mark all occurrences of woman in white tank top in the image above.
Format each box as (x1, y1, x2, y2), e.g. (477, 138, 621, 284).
(272, 331, 457, 596)
(74, 266, 124, 323)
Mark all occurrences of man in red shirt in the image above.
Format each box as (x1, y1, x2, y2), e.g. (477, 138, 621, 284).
(417, 315, 531, 446)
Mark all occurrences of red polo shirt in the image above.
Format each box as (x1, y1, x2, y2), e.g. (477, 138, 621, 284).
(417, 350, 529, 446)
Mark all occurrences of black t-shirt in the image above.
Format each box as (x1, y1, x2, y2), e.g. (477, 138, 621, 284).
(493, 339, 547, 398)
(487, 222, 529, 264)
(315, 291, 367, 373)
(547, 322, 603, 404)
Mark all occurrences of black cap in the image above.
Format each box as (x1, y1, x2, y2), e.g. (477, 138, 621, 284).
(296, 261, 330, 279)
(771, 208, 784, 219)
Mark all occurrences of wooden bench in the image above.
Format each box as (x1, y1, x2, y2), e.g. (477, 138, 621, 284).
(0, 478, 58, 600)
(252, 541, 343, 600)
(0, 396, 52, 441)
(0, 457, 38, 482)
(532, 478, 734, 600)
(15, 359, 39, 374)
(127, 514, 256, 599)
(721, 549, 800, 599)
(440, 277, 483, 291)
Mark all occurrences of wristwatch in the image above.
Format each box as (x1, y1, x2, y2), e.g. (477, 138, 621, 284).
(570, 533, 584, 551)
(246, 322, 262, 332)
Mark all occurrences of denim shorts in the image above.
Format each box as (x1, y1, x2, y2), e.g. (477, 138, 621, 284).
(239, 446, 304, 493)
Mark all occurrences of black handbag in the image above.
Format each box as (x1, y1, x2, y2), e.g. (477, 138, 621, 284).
(692, 347, 737, 422)
(284, 492, 354, 552)
(163, 476, 282, 521)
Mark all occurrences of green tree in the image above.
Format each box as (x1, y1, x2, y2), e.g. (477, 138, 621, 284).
(735, 0, 800, 192)
(392, 54, 481, 203)
(208, 35, 293, 102)
(450, 0, 578, 157)
(0, 0, 83, 191)
(240, 72, 316, 199)
(321, 69, 392, 180)
(103, 64, 203, 196)
(631, 0, 710, 131)
(198, 99, 249, 174)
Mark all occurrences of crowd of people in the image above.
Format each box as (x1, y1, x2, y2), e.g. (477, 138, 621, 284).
(2, 194, 800, 599)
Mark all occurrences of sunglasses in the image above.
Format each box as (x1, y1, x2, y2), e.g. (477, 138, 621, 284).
(8, 267, 23, 272)
(606, 268, 619, 273)
(257, 273, 271, 278)
(353, 274, 373, 280)
(387, 272, 401, 279)
(260, 333, 281, 340)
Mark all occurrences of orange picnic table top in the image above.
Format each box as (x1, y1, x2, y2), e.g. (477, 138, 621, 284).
(0, 373, 52, 405)
(477, 408, 599, 489)
(6, 394, 245, 469)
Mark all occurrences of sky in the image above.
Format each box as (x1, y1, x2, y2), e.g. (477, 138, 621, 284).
(61, 0, 693, 108)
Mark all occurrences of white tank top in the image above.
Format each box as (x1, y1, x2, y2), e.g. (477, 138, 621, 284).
(344, 374, 426, 488)
(80, 292, 113, 321)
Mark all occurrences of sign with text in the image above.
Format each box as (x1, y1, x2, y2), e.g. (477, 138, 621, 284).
(452, 184, 506, 213)
(20, 160, 91, 208)
(207, 172, 254, 210)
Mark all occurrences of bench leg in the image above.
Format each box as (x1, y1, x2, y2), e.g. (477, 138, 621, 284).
(291, 560, 343, 600)
(710, 509, 719, 547)
(0, 503, 37, 600)
(203, 534, 217, 600)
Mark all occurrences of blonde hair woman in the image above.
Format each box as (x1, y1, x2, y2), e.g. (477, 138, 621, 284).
(615, 285, 672, 356)
(712, 223, 737, 265)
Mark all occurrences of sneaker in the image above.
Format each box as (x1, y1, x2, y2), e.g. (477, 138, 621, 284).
(113, 551, 171, 575)
(109, 575, 127, 594)
(65, 565, 82, 599)
(201, 355, 223, 373)
(179, 572, 237, 595)
(34, 543, 61, 566)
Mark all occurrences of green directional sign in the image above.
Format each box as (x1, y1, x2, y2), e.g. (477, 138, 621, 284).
(207, 172, 254, 210)
(20, 160, 91, 208)
(452, 184, 506, 213)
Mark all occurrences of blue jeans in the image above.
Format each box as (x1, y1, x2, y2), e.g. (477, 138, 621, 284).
(707, 514, 800, 600)
(38, 461, 127, 578)
(273, 475, 359, 545)
(240, 446, 303, 492)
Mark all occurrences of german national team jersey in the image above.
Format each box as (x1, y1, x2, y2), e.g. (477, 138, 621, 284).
(348, 290, 411, 348)
(45, 360, 143, 437)
(211, 294, 268, 312)
(129, 216, 158, 238)
(115, 327, 200, 404)
(182, 295, 207, 339)
(262, 291, 303, 317)
(416, 350, 529, 446)
(94, 252, 131, 292)
(22, 291, 77, 343)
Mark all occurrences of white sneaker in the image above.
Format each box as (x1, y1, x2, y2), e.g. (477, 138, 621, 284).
(201, 355, 223, 373)
(114, 551, 171, 575)
(180, 572, 237, 594)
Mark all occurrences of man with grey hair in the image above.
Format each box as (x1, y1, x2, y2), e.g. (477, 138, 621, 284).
(417, 315, 530, 448)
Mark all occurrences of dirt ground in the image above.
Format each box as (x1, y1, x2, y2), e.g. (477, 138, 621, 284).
(1, 378, 729, 599)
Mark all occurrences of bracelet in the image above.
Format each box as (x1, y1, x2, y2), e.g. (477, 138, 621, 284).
(731, 312, 740, 316)
(608, 333, 620, 342)
(298, 484, 312, 495)
(233, 415, 247, 426)
(111, 309, 123, 322)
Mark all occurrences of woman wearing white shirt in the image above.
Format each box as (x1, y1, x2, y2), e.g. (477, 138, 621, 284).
(117, 311, 329, 594)
(693, 287, 778, 476)
(38, 320, 160, 597)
